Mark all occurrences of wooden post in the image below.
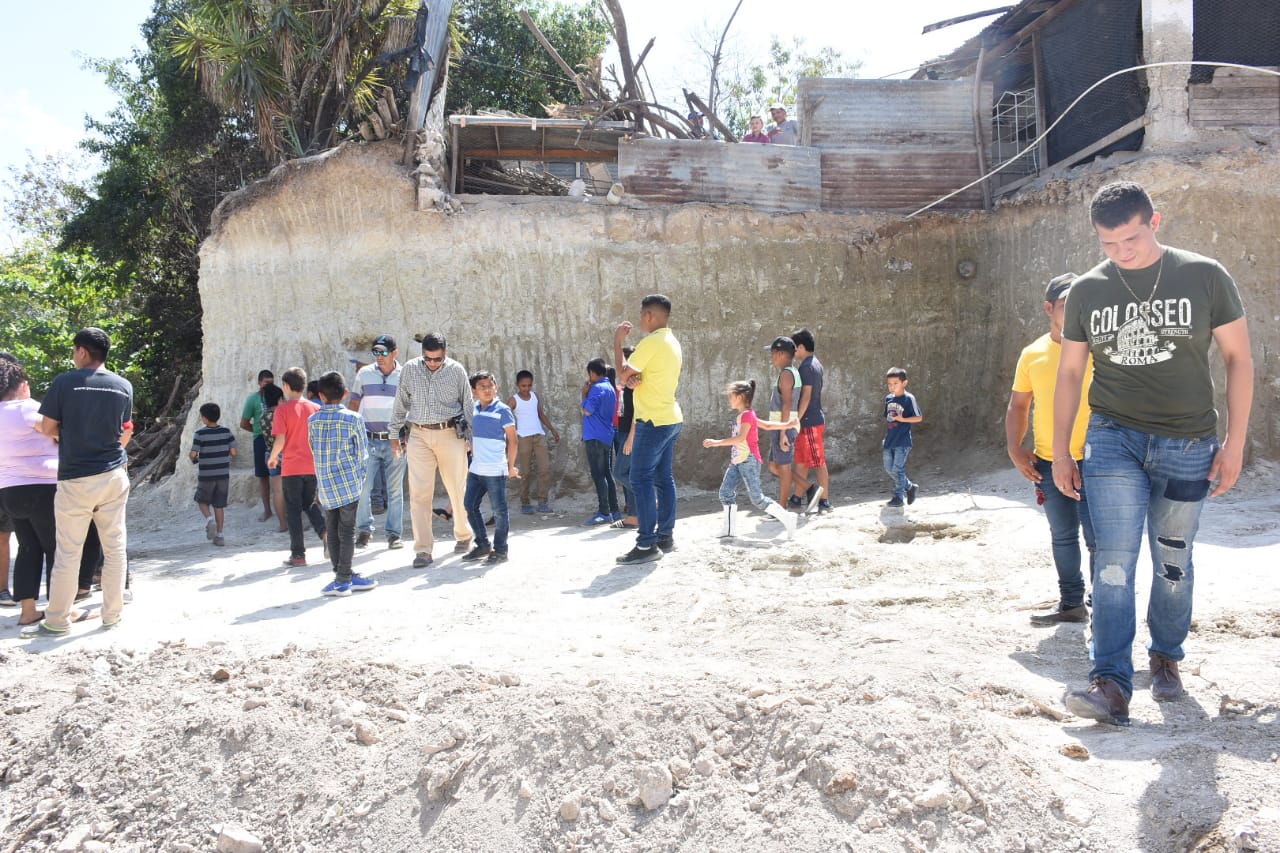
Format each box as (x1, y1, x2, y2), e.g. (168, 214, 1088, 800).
(518, 9, 595, 102)
(1032, 30, 1049, 172)
(971, 46, 992, 210)
(452, 122, 461, 194)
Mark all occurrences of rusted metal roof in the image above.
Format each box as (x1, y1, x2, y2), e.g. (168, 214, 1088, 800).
(448, 115, 633, 162)
(799, 79, 992, 212)
(618, 139, 822, 213)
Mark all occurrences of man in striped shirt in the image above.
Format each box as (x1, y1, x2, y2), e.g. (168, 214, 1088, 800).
(308, 371, 374, 597)
(189, 402, 238, 546)
(389, 332, 474, 568)
(350, 334, 405, 551)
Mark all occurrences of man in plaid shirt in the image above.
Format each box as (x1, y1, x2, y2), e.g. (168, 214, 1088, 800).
(308, 371, 375, 597)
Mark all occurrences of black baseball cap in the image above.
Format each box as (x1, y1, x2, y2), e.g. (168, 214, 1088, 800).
(372, 334, 397, 352)
(1045, 273, 1076, 303)
(765, 336, 796, 354)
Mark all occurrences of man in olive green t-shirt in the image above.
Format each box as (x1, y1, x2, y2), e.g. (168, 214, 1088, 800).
(1051, 181, 1253, 726)
(613, 294, 683, 565)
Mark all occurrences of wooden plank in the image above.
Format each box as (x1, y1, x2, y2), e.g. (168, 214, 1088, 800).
(1190, 106, 1280, 116)
(457, 147, 617, 161)
(1190, 88, 1280, 100)
(1032, 30, 1048, 173)
(986, 0, 1084, 61)
(1045, 115, 1147, 173)
(972, 46, 991, 211)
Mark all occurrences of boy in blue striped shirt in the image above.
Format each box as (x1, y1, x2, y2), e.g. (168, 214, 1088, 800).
(308, 371, 374, 596)
(462, 371, 519, 564)
(190, 402, 238, 547)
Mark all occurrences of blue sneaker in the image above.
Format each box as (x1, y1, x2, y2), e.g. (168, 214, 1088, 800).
(349, 575, 378, 592)
(322, 580, 352, 597)
(583, 512, 611, 526)
(521, 504, 535, 515)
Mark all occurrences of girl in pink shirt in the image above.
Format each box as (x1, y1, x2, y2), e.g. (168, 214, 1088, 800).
(702, 380, 798, 540)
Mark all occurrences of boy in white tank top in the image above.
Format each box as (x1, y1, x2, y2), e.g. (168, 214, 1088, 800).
(508, 370, 560, 513)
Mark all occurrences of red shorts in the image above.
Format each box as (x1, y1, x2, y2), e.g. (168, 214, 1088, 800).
(794, 424, 826, 468)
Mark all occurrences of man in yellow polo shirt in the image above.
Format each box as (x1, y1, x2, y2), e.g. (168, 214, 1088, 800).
(613, 294, 683, 564)
(1006, 273, 1095, 624)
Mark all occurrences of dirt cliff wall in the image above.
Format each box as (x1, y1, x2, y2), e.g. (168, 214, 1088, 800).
(183, 141, 1280, 498)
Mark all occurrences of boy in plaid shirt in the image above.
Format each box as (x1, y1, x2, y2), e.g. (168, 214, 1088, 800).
(308, 371, 374, 596)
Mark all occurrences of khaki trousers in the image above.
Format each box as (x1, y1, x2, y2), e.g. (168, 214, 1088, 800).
(516, 434, 552, 505)
(47, 466, 129, 628)
(406, 425, 471, 555)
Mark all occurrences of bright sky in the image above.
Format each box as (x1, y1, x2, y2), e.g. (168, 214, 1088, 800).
(0, 0, 994, 247)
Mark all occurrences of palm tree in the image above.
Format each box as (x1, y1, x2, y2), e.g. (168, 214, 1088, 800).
(171, 0, 418, 162)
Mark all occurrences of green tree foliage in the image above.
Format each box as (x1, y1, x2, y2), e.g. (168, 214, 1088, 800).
(446, 0, 610, 116)
(719, 37, 860, 133)
(58, 0, 271, 417)
(171, 0, 420, 162)
(0, 243, 139, 396)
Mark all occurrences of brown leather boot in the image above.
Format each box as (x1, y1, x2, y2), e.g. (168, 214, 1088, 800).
(1149, 654, 1185, 701)
(1029, 603, 1088, 625)
(1064, 677, 1130, 725)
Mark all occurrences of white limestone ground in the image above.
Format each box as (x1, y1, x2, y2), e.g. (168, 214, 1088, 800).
(1, 461, 1278, 852)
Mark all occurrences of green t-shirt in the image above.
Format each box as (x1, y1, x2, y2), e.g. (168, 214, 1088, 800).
(241, 391, 264, 437)
(1062, 246, 1245, 438)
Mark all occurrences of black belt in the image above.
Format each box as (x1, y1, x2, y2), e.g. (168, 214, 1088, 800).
(414, 418, 459, 431)
(367, 431, 391, 440)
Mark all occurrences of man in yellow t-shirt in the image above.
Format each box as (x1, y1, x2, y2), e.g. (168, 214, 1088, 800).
(613, 294, 683, 564)
(1006, 273, 1095, 625)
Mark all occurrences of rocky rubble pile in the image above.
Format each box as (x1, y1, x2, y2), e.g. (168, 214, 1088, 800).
(1, 641, 1117, 852)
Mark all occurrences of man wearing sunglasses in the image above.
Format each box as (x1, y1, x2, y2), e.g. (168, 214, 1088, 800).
(349, 335, 406, 551)
(389, 332, 474, 568)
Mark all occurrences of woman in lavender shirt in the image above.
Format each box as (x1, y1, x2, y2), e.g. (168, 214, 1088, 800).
(0, 355, 62, 626)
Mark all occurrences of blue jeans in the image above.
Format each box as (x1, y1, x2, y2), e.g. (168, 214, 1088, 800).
(358, 438, 406, 538)
(584, 439, 619, 515)
(613, 430, 633, 512)
(1035, 456, 1095, 607)
(882, 446, 915, 498)
(1081, 414, 1218, 698)
(464, 473, 509, 553)
(719, 456, 770, 510)
(629, 420, 682, 548)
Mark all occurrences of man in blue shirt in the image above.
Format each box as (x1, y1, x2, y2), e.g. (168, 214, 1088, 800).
(580, 358, 619, 526)
(29, 328, 133, 636)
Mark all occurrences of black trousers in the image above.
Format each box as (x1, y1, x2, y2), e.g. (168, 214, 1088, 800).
(282, 475, 326, 558)
(0, 485, 100, 601)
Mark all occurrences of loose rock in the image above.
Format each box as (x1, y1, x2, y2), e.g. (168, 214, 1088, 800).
(214, 823, 265, 853)
(635, 763, 673, 810)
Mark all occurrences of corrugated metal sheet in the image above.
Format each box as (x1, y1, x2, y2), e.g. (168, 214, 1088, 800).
(618, 139, 821, 213)
(799, 78, 992, 212)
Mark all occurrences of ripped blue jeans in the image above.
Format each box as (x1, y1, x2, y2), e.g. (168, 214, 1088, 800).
(1081, 414, 1218, 698)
